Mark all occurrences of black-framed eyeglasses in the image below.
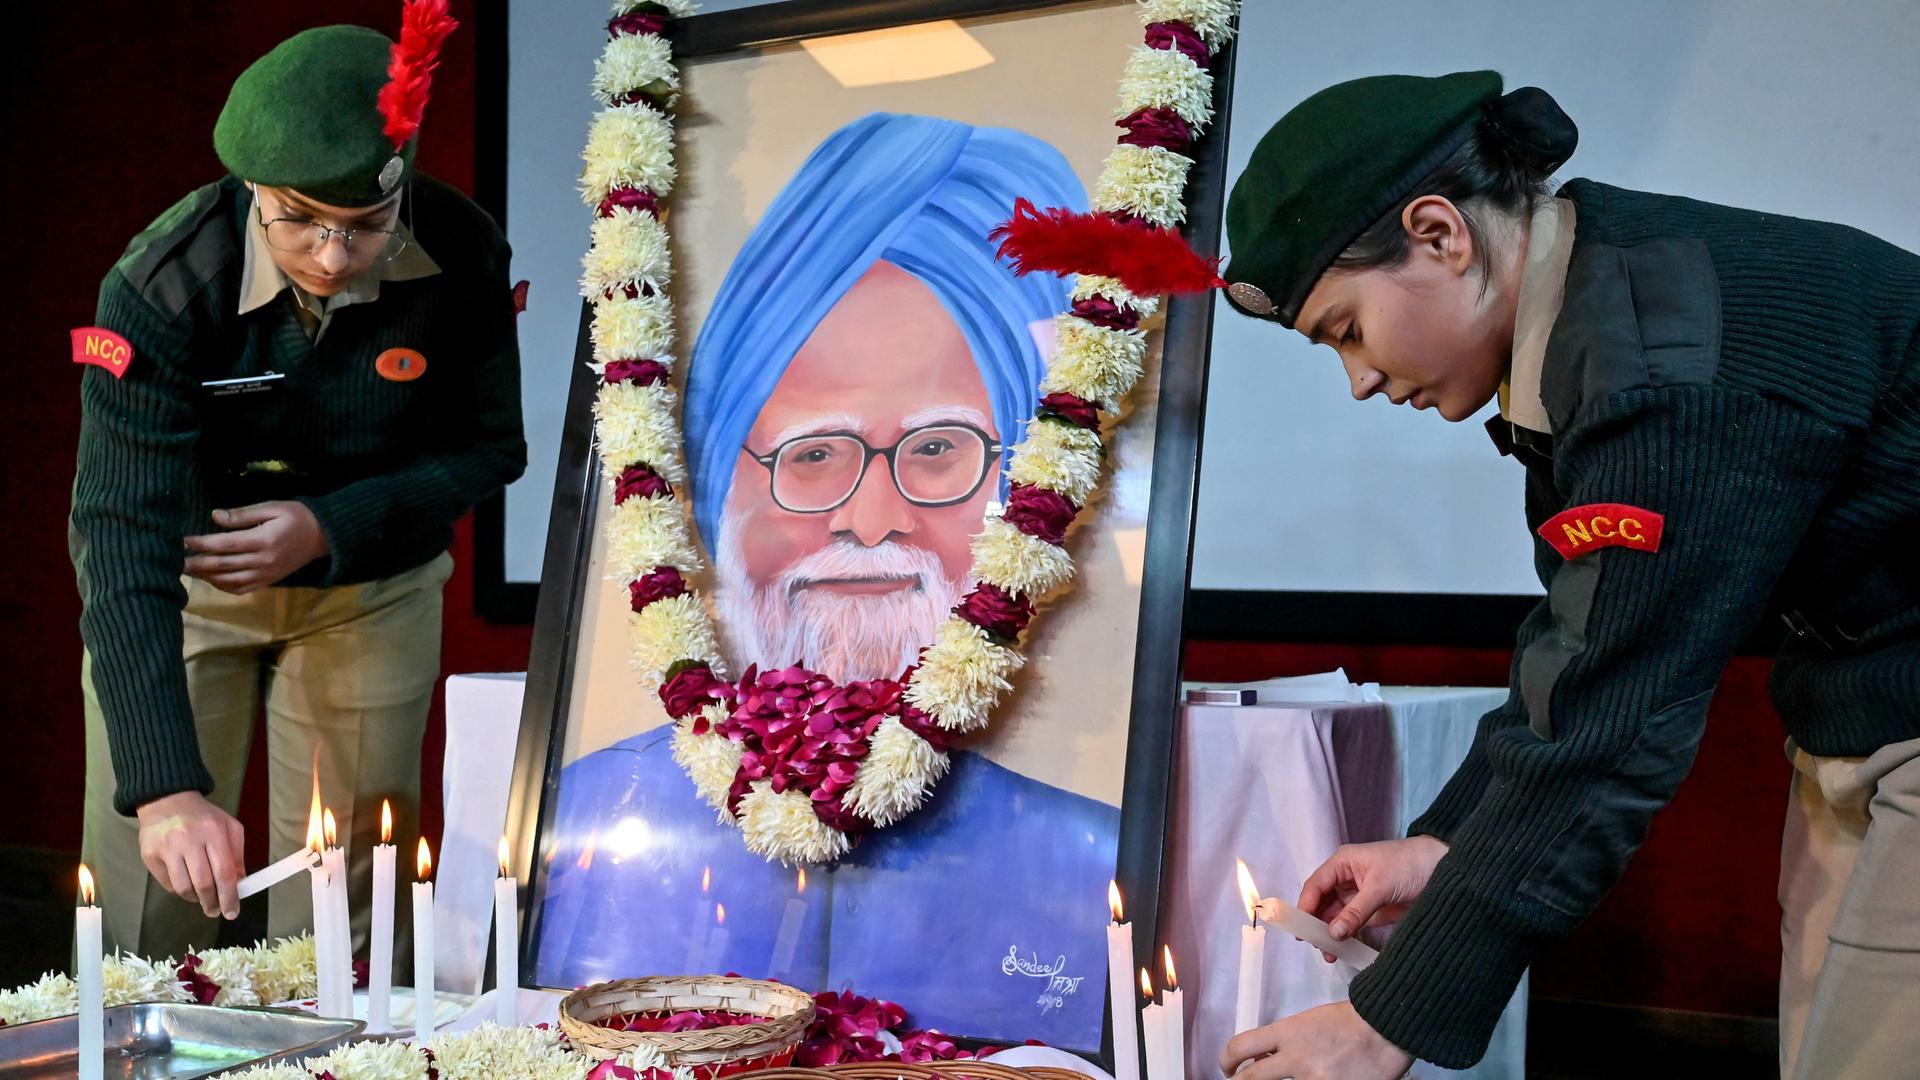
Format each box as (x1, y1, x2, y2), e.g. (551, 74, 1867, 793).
(254, 194, 408, 262)
(744, 423, 1004, 513)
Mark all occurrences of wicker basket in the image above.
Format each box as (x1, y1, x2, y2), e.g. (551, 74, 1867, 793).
(559, 976, 816, 1075)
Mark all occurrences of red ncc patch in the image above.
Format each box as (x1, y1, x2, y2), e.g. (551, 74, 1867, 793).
(71, 327, 133, 378)
(1540, 503, 1665, 559)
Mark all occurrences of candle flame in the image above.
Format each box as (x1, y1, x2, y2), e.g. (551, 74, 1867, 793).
(78, 864, 96, 906)
(797, 868, 808, 894)
(323, 808, 338, 848)
(1236, 859, 1260, 924)
(381, 800, 393, 844)
(1138, 966, 1153, 1000)
(1162, 945, 1178, 990)
(416, 837, 433, 880)
(716, 902, 727, 926)
(577, 832, 597, 871)
(306, 771, 325, 853)
(701, 865, 711, 893)
(499, 835, 511, 876)
(1109, 880, 1124, 922)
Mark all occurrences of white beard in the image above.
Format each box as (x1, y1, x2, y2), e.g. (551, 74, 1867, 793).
(713, 509, 962, 683)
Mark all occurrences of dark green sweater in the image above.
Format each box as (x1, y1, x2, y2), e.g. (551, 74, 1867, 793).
(70, 174, 527, 815)
(1350, 181, 1920, 1067)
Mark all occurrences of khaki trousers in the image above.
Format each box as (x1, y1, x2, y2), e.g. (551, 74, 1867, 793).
(81, 551, 451, 974)
(1778, 734, 1920, 1079)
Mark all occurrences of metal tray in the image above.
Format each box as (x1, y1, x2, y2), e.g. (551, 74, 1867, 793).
(0, 1002, 363, 1078)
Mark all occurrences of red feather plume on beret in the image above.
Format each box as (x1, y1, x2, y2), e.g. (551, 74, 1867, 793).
(377, 0, 460, 152)
(990, 198, 1227, 298)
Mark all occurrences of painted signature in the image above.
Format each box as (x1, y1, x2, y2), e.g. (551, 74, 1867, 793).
(1001, 946, 1085, 1015)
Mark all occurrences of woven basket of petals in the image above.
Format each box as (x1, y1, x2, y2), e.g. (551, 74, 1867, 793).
(559, 975, 816, 1073)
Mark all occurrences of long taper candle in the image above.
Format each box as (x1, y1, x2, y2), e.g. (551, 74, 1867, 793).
(321, 809, 351, 1018)
(305, 789, 336, 1015)
(1105, 882, 1140, 1080)
(75, 864, 102, 1080)
(1161, 947, 1184, 1080)
(1233, 859, 1268, 1036)
(413, 838, 436, 1046)
(1139, 967, 1168, 1080)
(493, 836, 519, 1027)
(368, 800, 396, 1032)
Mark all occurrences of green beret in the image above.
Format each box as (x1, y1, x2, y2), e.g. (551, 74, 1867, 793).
(1223, 70, 1505, 327)
(214, 26, 413, 208)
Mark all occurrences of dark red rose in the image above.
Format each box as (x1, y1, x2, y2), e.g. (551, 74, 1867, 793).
(176, 955, 220, 1005)
(597, 186, 661, 218)
(1145, 20, 1211, 65)
(614, 465, 674, 504)
(1038, 391, 1101, 429)
(1003, 482, 1080, 545)
(895, 703, 956, 753)
(954, 583, 1034, 643)
(628, 566, 688, 611)
(1070, 293, 1140, 330)
(602, 358, 671, 385)
(659, 662, 725, 719)
(1117, 105, 1195, 152)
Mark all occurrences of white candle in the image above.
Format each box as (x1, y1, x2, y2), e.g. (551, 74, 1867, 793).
(76, 865, 102, 1080)
(321, 810, 351, 1018)
(1104, 882, 1140, 1080)
(1233, 860, 1267, 1036)
(309, 856, 336, 1011)
(706, 903, 730, 973)
(1254, 897, 1379, 970)
(236, 846, 320, 900)
(413, 839, 436, 1046)
(1139, 968, 1168, 1080)
(771, 868, 807, 978)
(1161, 947, 1184, 1080)
(493, 836, 519, 1027)
(685, 865, 712, 972)
(368, 801, 396, 1033)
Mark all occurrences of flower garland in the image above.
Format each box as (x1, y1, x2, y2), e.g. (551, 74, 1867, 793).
(584, 0, 1240, 864)
(226, 1024, 686, 1080)
(0, 934, 319, 1027)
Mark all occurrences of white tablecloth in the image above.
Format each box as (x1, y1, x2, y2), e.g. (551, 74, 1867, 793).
(439, 680, 1523, 1077)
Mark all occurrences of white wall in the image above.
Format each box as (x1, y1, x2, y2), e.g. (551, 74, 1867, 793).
(503, 0, 1920, 591)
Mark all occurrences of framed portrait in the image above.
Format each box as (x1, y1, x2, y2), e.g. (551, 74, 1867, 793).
(503, 0, 1236, 1065)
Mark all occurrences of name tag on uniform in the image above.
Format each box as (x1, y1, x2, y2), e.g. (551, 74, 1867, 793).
(201, 372, 286, 399)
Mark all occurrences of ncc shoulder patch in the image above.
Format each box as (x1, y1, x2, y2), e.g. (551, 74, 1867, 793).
(1540, 503, 1664, 560)
(71, 327, 134, 378)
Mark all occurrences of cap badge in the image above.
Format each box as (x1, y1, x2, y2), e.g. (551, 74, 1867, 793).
(1227, 281, 1275, 315)
(378, 155, 405, 194)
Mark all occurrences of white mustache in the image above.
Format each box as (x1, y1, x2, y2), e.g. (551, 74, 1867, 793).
(778, 539, 944, 594)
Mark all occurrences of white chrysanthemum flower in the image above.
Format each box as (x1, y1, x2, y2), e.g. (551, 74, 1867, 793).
(606, 494, 703, 581)
(590, 291, 675, 363)
(0, 972, 76, 1026)
(591, 32, 680, 106)
(629, 593, 724, 681)
(435, 1023, 594, 1080)
(844, 716, 950, 827)
(1073, 274, 1160, 318)
(1043, 315, 1148, 411)
(903, 619, 1026, 732)
(102, 953, 188, 1007)
(581, 208, 673, 298)
(737, 781, 850, 865)
(1116, 45, 1214, 127)
(594, 378, 686, 483)
(306, 1038, 432, 1080)
(581, 103, 677, 206)
(971, 518, 1076, 597)
(672, 708, 743, 820)
(612, 0, 698, 18)
(1093, 144, 1193, 228)
(221, 1066, 312, 1080)
(613, 1043, 692, 1079)
(1140, 0, 1238, 49)
(195, 947, 261, 1008)
(1009, 417, 1105, 505)
(251, 934, 317, 1004)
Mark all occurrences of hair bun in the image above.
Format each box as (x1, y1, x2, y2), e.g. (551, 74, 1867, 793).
(1484, 86, 1578, 174)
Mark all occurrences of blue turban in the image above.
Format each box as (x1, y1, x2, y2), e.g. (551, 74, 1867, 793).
(682, 112, 1088, 548)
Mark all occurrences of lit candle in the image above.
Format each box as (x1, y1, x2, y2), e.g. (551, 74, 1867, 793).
(1139, 967, 1167, 1080)
(305, 788, 336, 1015)
(685, 865, 712, 971)
(1253, 896, 1379, 970)
(771, 868, 807, 978)
(413, 839, 436, 1046)
(368, 800, 396, 1033)
(321, 809, 352, 1018)
(1105, 882, 1140, 1080)
(236, 846, 321, 900)
(707, 902, 730, 973)
(1161, 947, 1184, 1080)
(493, 836, 519, 1027)
(1233, 859, 1267, 1037)
(75, 864, 102, 1080)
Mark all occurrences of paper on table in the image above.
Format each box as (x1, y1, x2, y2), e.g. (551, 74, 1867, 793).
(1190, 669, 1369, 705)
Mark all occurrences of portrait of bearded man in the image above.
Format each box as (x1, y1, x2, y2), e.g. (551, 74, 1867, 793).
(535, 113, 1123, 1048)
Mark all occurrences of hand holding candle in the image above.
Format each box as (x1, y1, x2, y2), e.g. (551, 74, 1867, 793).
(1255, 896, 1379, 969)
(76, 864, 103, 1080)
(236, 846, 320, 900)
(1104, 882, 1140, 1080)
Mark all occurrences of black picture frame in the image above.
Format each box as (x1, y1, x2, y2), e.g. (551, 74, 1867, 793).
(498, 1, 1237, 1069)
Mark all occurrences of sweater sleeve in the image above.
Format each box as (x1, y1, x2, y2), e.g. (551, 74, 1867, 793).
(1349, 385, 1850, 1068)
(69, 271, 217, 814)
(297, 245, 527, 585)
